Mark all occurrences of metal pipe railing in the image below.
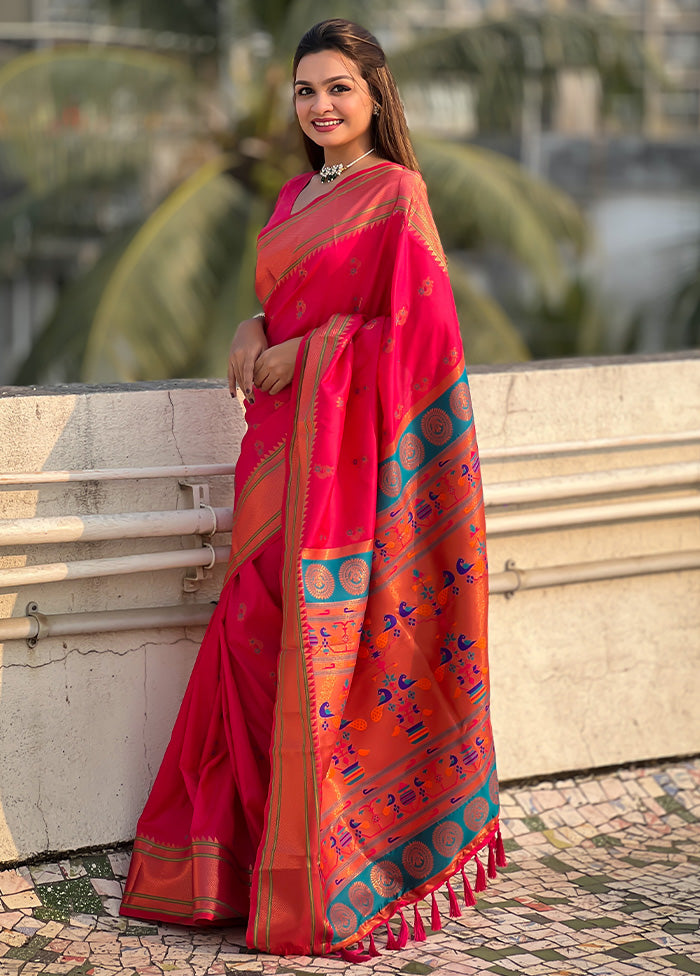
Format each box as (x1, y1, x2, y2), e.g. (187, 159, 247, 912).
(0, 464, 236, 486)
(479, 429, 700, 461)
(486, 494, 700, 535)
(2, 430, 698, 487)
(1, 548, 697, 643)
(483, 461, 700, 507)
(489, 549, 700, 595)
(0, 546, 230, 589)
(0, 507, 233, 546)
(2, 462, 697, 548)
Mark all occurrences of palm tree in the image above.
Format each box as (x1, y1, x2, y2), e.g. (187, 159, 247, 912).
(5, 0, 650, 384)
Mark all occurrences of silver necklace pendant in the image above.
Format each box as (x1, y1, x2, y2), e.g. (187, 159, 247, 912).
(319, 162, 344, 184)
(318, 148, 374, 185)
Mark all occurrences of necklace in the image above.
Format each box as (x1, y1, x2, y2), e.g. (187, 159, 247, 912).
(319, 147, 375, 184)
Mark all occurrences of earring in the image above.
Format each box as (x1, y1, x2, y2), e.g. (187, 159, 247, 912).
(373, 104, 380, 116)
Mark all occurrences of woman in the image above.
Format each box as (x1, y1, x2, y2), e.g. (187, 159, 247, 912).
(120, 18, 503, 957)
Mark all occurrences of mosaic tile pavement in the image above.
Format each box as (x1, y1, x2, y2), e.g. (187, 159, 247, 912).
(1, 758, 698, 976)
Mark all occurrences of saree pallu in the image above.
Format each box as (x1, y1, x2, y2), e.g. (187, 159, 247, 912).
(120, 162, 503, 955)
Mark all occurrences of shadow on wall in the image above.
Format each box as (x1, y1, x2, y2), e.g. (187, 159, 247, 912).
(0, 380, 244, 865)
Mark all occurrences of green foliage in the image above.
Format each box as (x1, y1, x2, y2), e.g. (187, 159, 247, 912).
(390, 10, 652, 132)
(83, 157, 251, 381)
(448, 260, 530, 364)
(7, 0, 654, 384)
(416, 137, 587, 305)
(515, 278, 608, 360)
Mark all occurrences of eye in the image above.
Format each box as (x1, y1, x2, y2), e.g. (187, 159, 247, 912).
(295, 86, 313, 97)
(331, 84, 350, 93)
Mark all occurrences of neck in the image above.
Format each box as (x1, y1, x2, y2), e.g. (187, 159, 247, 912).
(322, 144, 373, 168)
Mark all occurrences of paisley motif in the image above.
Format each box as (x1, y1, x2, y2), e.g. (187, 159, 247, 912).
(370, 860, 403, 898)
(421, 408, 452, 446)
(379, 460, 401, 498)
(304, 563, 335, 600)
(339, 557, 370, 596)
(399, 432, 425, 471)
(401, 841, 434, 879)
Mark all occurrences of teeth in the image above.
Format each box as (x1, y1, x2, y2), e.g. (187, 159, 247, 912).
(315, 120, 341, 127)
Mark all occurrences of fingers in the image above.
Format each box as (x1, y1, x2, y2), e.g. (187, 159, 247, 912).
(228, 356, 244, 400)
(241, 351, 257, 401)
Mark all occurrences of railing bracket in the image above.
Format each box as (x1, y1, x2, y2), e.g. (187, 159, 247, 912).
(25, 601, 47, 648)
(179, 482, 216, 591)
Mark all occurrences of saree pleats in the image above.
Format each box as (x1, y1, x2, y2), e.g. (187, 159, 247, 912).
(121, 162, 501, 954)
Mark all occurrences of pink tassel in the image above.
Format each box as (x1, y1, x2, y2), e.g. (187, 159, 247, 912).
(385, 919, 400, 950)
(357, 939, 365, 952)
(340, 947, 372, 962)
(475, 854, 487, 892)
(430, 890, 442, 931)
(446, 878, 462, 918)
(413, 903, 427, 942)
(368, 931, 380, 957)
(488, 840, 497, 879)
(462, 865, 477, 906)
(496, 829, 507, 868)
(398, 909, 409, 948)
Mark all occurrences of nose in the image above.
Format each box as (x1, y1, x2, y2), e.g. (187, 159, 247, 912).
(312, 89, 334, 114)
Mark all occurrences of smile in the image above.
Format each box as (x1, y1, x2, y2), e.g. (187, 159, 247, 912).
(312, 119, 343, 129)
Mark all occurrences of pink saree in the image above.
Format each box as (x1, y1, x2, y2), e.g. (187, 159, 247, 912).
(120, 161, 503, 955)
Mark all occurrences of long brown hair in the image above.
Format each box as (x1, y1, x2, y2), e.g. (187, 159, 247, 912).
(292, 19, 420, 173)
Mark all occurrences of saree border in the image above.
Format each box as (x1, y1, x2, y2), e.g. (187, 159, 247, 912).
(250, 314, 358, 955)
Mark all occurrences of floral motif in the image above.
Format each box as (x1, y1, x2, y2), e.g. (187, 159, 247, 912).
(463, 796, 490, 832)
(370, 860, 403, 898)
(339, 558, 370, 596)
(402, 841, 434, 879)
(296, 299, 306, 319)
(379, 460, 402, 498)
(432, 820, 463, 857)
(449, 382, 473, 422)
(421, 408, 452, 446)
(304, 563, 335, 600)
(348, 881, 374, 913)
(418, 277, 434, 296)
(329, 902, 358, 936)
(399, 432, 425, 471)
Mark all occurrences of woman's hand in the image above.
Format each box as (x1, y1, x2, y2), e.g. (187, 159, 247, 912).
(228, 315, 268, 401)
(252, 337, 303, 395)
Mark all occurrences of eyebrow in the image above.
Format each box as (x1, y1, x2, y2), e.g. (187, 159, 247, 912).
(294, 75, 354, 87)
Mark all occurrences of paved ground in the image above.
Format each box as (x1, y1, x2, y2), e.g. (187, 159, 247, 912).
(1, 758, 699, 976)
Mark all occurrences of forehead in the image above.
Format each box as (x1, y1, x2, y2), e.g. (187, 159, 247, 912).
(294, 49, 363, 83)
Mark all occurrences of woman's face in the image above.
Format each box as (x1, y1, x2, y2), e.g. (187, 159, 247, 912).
(294, 49, 374, 162)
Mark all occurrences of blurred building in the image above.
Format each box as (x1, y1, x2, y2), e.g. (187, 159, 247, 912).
(394, 0, 700, 136)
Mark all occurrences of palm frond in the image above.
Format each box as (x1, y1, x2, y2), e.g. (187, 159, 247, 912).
(83, 156, 252, 381)
(448, 259, 530, 364)
(416, 136, 586, 302)
(391, 9, 653, 130)
(391, 10, 650, 87)
(12, 227, 138, 385)
(195, 196, 272, 377)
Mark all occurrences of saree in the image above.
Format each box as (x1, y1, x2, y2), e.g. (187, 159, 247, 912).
(120, 161, 503, 956)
